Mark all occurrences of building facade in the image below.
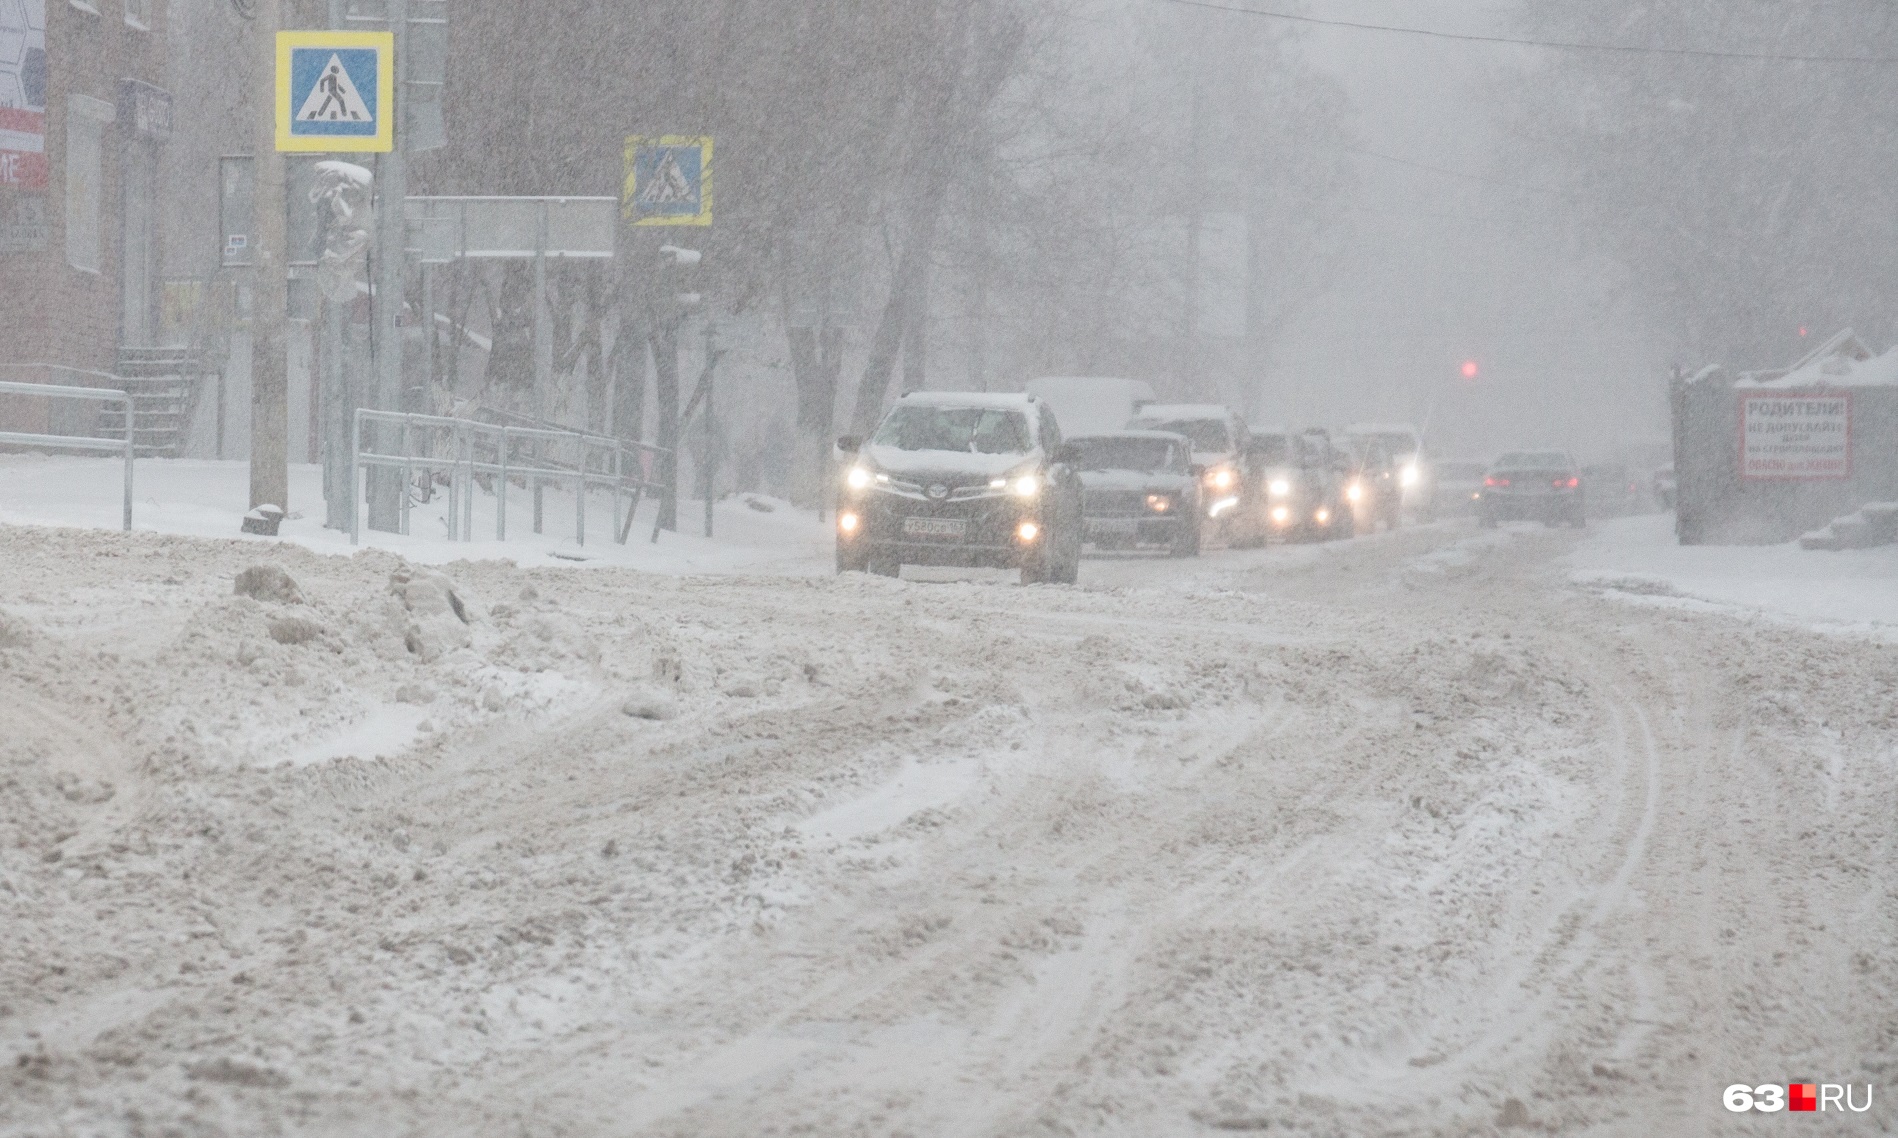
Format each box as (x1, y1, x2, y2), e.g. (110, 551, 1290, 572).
(0, 0, 169, 379)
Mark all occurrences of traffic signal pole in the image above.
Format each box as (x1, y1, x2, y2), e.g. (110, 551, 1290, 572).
(248, 0, 290, 516)
(366, 0, 408, 532)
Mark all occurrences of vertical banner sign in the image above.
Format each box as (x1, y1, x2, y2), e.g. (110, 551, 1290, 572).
(623, 136, 713, 226)
(1740, 392, 1851, 481)
(276, 31, 395, 154)
(0, 0, 46, 190)
(0, 0, 47, 253)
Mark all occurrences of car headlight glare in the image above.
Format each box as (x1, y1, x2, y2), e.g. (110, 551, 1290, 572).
(1400, 464, 1420, 487)
(1346, 483, 1364, 502)
(1270, 505, 1291, 524)
(1013, 474, 1041, 498)
(1268, 479, 1291, 497)
(845, 466, 873, 490)
(838, 511, 861, 534)
(1146, 494, 1171, 513)
(1208, 467, 1236, 491)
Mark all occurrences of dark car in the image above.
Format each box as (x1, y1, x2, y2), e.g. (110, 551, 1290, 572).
(835, 392, 1084, 584)
(1239, 427, 1350, 543)
(1479, 450, 1585, 528)
(1342, 434, 1403, 532)
(1124, 403, 1248, 537)
(1069, 431, 1202, 557)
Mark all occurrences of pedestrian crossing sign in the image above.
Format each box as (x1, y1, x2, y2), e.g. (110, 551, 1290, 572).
(276, 31, 394, 153)
(623, 136, 713, 227)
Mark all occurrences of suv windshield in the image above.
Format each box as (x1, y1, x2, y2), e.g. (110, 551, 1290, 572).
(1133, 418, 1229, 452)
(1071, 437, 1182, 472)
(1495, 451, 1569, 470)
(872, 406, 1033, 455)
(1361, 432, 1417, 459)
(1250, 435, 1296, 466)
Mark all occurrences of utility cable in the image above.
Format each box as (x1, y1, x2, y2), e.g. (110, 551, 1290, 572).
(1164, 0, 1898, 64)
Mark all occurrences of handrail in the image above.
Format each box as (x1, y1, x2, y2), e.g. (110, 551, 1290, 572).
(349, 408, 670, 547)
(0, 377, 135, 531)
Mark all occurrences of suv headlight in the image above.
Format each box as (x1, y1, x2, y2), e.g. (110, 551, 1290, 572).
(1012, 473, 1041, 498)
(1400, 464, 1420, 487)
(1268, 479, 1291, 497)
(845, 466, 873, 491)
(1204, 464, 1237, 491)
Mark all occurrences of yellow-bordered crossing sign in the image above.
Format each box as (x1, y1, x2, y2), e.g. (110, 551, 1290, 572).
(276, 31, 394, 153)
(623, 136, 713, 227)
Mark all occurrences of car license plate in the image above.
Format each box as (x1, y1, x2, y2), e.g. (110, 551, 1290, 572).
(903, 517, 966, 539)
(1089, 518, 1139, 536)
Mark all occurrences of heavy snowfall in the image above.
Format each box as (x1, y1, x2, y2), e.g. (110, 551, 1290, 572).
(4, 0, 1898, 1136)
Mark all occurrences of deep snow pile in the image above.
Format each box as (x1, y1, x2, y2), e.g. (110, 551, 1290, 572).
(1570, 513, 1898, 637)
(1, 519, 1894, 1136)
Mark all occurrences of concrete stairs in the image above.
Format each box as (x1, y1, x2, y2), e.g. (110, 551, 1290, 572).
(93, 347, 208, 457)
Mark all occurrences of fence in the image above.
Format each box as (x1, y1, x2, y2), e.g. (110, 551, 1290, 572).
(350, 409, 669, 546)
(0, 367, 135, 532)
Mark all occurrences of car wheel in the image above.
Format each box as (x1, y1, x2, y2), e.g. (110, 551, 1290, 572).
(1019, 550, 1047, 585)
(1170, 521, 1200, 558)
(836, 544, 868, 574)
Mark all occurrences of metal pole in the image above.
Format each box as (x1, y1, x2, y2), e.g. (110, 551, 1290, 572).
(321, 0, 349, 531)
(367, 0, 408, 532)
(248, 0, 291, 519)
(122, 392, 134, 532)
(575, 442, 586, 546)
(445, 425, 457, 542)
(497, 424, 508, 540)
(533, 203, 550, 419)
(350, 406, 361, 544)
(702, 325, 715, 538)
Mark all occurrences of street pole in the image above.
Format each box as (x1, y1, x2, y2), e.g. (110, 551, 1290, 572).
(320, 0, 349, 532)
(366, 0, 408, 532)
(702, 322, 716, 538)
(248, 0, 289, 515)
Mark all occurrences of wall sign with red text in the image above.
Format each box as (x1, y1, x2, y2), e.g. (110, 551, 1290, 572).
(1740, 392, 1851, 481)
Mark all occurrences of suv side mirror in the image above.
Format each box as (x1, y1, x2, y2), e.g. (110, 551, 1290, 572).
(836, 435, 862, 454)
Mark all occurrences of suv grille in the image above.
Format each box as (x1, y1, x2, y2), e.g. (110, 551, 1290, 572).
(1084, 489, 1147, 517)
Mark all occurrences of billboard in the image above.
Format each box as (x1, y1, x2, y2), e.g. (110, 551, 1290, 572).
(1740, 392, 1851, 481)
(0, 0, 47, 192)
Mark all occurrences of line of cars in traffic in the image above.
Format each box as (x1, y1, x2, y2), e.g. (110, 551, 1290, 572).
(830, 384, 1431, 583)
(830, 380, 1666, 583)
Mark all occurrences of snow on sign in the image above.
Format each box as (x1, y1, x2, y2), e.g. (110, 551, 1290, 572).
(275, 31, 393, 154)
(622, 136, 712, 227)
(1740, 392, 1851, 481)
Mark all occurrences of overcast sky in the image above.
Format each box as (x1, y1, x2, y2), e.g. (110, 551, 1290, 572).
(1252, 0, 1670, 463)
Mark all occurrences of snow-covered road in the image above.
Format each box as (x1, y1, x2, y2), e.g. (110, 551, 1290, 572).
(2, 518, 1893, 1135)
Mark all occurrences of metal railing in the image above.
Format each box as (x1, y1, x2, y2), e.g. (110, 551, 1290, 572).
(0, 368, 135, 532)
(350, 409, 670, 546)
